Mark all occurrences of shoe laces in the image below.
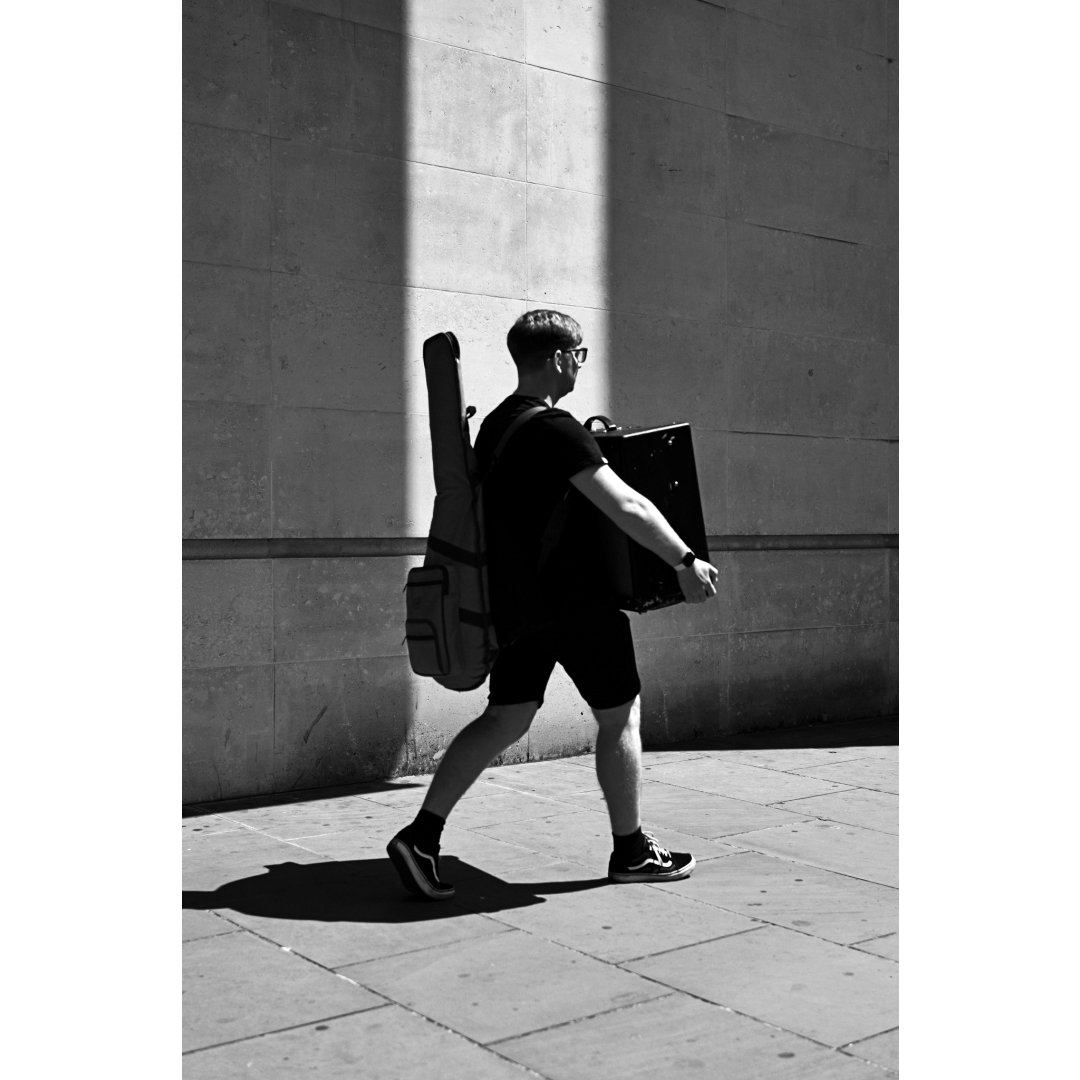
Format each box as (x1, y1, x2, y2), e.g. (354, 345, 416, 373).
(641, 831, 671, 861)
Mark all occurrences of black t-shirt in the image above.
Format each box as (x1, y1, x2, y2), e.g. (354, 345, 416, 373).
(474, 395, 609, 642)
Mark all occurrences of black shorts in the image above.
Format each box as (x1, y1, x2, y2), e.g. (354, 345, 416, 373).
(488, 608, 641, 711)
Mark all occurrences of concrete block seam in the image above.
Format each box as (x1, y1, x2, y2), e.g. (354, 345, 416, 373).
(721, 5, 897, 62)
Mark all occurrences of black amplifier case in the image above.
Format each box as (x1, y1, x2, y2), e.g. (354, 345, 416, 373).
(574, 418, 710, 613)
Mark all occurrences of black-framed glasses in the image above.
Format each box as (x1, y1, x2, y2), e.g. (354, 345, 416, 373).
(564, 347, 588, 364)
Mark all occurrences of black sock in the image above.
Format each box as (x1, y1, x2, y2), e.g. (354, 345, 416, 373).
(612, 827, 644, 860)
(409, 808, 446, 852)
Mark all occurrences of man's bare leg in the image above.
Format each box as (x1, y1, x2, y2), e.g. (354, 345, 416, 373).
(592, 695, 642, 835)
(421, 701, 539, 819)
(388, 701, 539, 900)
(593, 693, 695, 883)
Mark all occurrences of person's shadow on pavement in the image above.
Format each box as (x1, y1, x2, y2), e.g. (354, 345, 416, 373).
(183, 858, 608, 923)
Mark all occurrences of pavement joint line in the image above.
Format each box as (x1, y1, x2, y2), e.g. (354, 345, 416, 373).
(191, 913, 415, 994)
(836, 1054, 898, 1076)
(635, 896, 898, 955)
(765, 791, 863, 810)
(714, 837, 898, 889)
(355, 1000, 561, 1080)
(613, 923, 768, 967)
(639, 774, 861, 809)
(328, 924, 521, 968)
(762, 810, 899, 838)
(630, 869, 897, 941)
(850, 931, 899, 946)
(182, 1002, 395, 1056)
(483, 991, 681, 1050)
(840, 1024, 900, 1050)
(600, 965, 854, 1052)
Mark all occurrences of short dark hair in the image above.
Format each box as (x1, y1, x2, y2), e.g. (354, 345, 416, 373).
(506, 310, 582, 372)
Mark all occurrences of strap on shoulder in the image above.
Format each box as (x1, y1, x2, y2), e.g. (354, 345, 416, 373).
(481, 405, 548, 482)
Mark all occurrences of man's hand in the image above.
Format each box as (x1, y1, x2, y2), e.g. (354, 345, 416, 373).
(676, 559, 719, 604)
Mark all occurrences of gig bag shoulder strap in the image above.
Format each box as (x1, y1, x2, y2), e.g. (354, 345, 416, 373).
(480, 404, 549, 483)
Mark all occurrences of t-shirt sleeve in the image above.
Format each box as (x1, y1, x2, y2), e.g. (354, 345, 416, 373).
(537, 411, 607, 480)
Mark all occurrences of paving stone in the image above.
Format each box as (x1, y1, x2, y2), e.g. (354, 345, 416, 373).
(474, 808, 742, 868)
(624, 925, 897, 1047)
(182, 832, 331, 892)
(186, 853, 514, 967)
(181, 815, 243, 840)
(477, 760, 602, 798)
(470, 866, 757, 963)
(791, 755, 899, 794)
(228, 891, 512, 969)
(498, 992, 897, 1080)
(438, 790, 588, 831)
(774, 788, 898, 834)
(182, 1004, 531, 1080)
(649, 850, 897, 945)
(559, 784, 812, 839)
(279, 826, 410, 862)
(183, 932, 383, 1052)
(638, 749, 710, 766)
(353, 777, 506, 811)
(643, 757, 851, 804)
(212, 794, 408, 841)
(341, 931, 665, 1044)
(182, 909, 240, 943)
(437, 827, 591, 878)
(725, 820, 898, 888)
(852, 932, 898, 962)
(843, 1027, 899, 1072)
(701, 746, 887, 772)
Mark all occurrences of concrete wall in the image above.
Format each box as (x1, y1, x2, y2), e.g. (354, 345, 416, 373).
(183, 0, 898, 803)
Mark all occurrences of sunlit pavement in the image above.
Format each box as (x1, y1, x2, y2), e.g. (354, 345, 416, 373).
(183, 716, 898, 1079)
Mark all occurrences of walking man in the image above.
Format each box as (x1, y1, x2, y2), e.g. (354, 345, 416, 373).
(388, 310, 719, 899)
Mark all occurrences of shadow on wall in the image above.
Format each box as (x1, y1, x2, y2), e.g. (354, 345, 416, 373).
(183, 2, 413, 800)
(605, 3, 729, 746)
(603, 4, 898, 744)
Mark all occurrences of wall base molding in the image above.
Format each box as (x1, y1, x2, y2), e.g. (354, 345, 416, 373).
(183, 534, 898, 560)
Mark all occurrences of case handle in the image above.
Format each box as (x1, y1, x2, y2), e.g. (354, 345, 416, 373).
(584, 415, 617, 433)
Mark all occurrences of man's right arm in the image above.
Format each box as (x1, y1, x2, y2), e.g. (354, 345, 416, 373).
(569, 464, 718, 604)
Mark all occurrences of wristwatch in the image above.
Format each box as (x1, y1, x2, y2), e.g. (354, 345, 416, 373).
(672, 551, 696, 569)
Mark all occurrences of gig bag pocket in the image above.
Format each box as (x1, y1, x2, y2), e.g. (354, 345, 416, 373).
(405, 565, 458, 677)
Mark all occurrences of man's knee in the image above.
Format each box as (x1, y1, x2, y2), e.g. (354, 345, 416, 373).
(482, 700, 539, 741)
(592, 694, 641, 732)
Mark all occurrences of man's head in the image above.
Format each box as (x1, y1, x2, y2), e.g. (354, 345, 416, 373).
(506, 310, 586, 401)
(506, 309, 583, 372)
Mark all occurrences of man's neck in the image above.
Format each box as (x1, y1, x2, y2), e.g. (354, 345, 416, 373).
(514, 374, 561, 407)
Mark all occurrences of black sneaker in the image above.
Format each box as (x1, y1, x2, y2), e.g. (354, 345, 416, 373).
(386, 829, 456, 900)
(608, 831, 696, 883)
